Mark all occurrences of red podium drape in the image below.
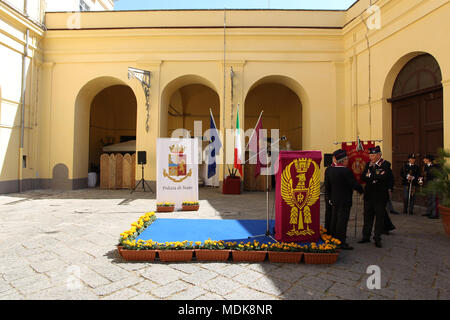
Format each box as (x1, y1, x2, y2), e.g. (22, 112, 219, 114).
(341, 141, 375, 185)
(275, 151, 322, 243)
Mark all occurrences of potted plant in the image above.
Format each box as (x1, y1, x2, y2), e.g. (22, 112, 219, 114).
(156, 241, 195, 262)
(182, 201, 199, 211)
(421, 148, 450, 237)
(303, 242, 339, 264)
(267, 242, 305, 264)
(230, 240, 267, 262)
(118, 212, 157, 261)
(222, 167, 241, 195)
(194, 239, 231, 261)
(88, 163, 99, 188)
(156, 202, 175, 212)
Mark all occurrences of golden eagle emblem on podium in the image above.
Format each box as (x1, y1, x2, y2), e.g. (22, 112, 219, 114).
(281, 158, 320, 236)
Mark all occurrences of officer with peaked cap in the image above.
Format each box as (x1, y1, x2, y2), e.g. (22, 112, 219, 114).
(400, 153, 420, 215)
(325, 149, 364, 250)
(359, 146, 394, 248)
(419, 154, 440, 219)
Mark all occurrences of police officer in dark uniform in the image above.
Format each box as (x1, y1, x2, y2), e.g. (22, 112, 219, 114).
(419, 154, 440, 219)
(400, 153, 420, 215)
(325, 149, 364, 250)
(358, 146, 394, 248)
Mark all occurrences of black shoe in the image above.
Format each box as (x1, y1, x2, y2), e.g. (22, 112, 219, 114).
(428, 216, 439, 219)
(341, 243, 354, 250)
(374, 239, 382, 248)
(408, 212, 414, 215)
(382, 231, 390, 235)
(390, 211, 400, 215)
(358, 239, 370, 244)
(422, 213, 430, 217)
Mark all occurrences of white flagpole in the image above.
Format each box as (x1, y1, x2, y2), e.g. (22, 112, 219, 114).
(245, 110, 264, 151)
(209, 108, 219, 131)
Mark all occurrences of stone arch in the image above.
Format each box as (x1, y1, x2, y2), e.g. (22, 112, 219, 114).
(73, 76, 138, 187)
(244, 75, 309, 150)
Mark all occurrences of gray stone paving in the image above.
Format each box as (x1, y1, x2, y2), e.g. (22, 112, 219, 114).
(0, 188, 449, 300)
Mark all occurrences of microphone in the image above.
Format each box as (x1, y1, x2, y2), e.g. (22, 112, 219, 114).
(281, 136, 287, 141)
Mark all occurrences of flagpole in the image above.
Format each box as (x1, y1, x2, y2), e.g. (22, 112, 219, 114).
(209, 108, 219, 131)
(245, 110, 264, 151)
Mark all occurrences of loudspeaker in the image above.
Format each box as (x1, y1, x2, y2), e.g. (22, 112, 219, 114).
(137, 151, 147, 165)
(324, 153, 333, 167)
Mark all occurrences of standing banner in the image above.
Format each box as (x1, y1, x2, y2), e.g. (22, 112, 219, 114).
(157, 138, 198, 210)
(341, 140, 375, 185)
(275, 151, 322, 243)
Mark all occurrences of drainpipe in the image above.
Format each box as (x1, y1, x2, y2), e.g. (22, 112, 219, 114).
(19, 28, 29, 192)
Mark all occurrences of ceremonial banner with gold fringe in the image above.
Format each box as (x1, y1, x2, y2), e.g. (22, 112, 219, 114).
(275, 151, 322, 243)
(341, 140, 375, 185)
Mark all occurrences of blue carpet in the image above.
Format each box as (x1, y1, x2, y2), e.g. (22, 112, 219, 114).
(136, 219, 277, 244)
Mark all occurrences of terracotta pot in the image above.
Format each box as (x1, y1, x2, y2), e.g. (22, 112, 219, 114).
(231, 250, 266, 262)
(158, 250, 194, 262)
(438, 205, 450, 237)
(268, 251, 303, 264)
(157, 206, 175, 212)
(120, 249, 156, 261)
(182, 205, 199, 211)
(304, 252, 339, 264)
(117, 245, 123, 256)
(195, 249, 230, 261)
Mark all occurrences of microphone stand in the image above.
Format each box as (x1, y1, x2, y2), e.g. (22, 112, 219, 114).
(246, 136, 286, 242)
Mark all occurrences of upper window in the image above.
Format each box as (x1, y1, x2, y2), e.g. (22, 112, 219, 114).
(392, 54, 442, 98)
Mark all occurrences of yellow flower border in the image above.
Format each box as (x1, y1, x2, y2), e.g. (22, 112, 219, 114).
(119, 213, 341, 253)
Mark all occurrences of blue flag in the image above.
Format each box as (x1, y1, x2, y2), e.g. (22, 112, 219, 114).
(207, 110, 222, 179)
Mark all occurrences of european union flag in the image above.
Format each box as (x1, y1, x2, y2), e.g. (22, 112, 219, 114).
(207, 110, 222, 179)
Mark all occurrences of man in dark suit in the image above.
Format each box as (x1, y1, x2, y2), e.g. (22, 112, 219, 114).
(325, 149, 364, 250)
(359, 146, 394, 248)
(400, 153, 420, 215)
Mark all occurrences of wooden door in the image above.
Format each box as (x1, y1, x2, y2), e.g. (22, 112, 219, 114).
(392, 88, 443, 186)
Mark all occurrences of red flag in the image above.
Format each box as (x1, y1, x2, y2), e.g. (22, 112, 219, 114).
(342, 140, 375, 185)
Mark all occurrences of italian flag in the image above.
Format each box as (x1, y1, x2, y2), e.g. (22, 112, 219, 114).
(234, 105, 243, 176)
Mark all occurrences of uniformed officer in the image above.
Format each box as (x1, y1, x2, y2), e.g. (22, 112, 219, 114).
(325, 149, 364, 250)
(358, 146, 394, 248)
(400, 153, 420, 215)
(419, 154, 440, 219)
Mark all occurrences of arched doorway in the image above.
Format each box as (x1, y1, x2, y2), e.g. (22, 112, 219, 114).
(389, 53, 443, 186)
(161, 77, 220, 186)
(73, 77, 137, 188)
(89, 85, 137, 177)
(244, 80, 302, 190)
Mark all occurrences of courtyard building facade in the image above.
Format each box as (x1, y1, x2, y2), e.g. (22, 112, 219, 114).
(0, 0, 449, 193)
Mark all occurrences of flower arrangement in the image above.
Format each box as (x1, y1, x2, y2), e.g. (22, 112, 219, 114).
(305, 242, 338, 253)
(156, 240, 195, 250)
(119, 211, 156, 248)
(157, 202, 175, 207)
(232, 240, 268, 251)
(195, 239, 226, 250)
(266, 242, 307, 252)
(182, 201, 199, 206)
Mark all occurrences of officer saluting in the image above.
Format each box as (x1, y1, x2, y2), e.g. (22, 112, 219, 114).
(359, 146, 394, 248)
(325, 149, 364, 250)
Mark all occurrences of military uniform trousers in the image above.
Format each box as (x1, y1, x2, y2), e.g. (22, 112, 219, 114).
(362, 197, 387, 241)
(330, 205, 351, 245)
(325, 197, 333, 232)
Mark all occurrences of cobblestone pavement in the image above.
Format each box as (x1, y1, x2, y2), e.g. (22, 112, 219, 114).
(0, 188, 449, 300)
